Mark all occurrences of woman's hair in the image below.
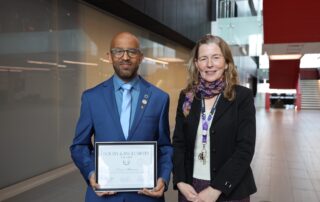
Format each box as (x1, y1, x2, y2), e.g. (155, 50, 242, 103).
(184, 34, 239, 101)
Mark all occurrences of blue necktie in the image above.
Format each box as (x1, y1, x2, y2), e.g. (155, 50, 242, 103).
(120, 84, 132, 139)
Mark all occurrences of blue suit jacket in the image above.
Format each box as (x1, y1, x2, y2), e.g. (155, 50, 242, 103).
(70, 76, 173, 202)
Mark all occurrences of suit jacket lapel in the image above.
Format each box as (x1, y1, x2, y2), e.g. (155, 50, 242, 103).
(128, 77, 151, 139)
(212, 95, 232, 124)
(188, 95, 202, 143)
(101, 77, 125, 140)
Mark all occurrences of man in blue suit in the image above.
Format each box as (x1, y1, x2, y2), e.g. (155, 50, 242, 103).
(70, 32, 173, 202)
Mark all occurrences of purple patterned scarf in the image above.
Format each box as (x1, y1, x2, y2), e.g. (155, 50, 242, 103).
(182, 77, 225, 117)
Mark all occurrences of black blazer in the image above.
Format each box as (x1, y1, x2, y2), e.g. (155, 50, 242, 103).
(172, 85, 257, 201)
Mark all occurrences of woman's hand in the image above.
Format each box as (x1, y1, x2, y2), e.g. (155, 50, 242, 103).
(177, 182, 199, 201)
(198, 186, 221, 202)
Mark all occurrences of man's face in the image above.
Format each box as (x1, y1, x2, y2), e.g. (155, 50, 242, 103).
(109, 33, 143, 82)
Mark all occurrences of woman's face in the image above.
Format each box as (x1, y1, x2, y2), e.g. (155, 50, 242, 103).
(195, 43, 227, 82)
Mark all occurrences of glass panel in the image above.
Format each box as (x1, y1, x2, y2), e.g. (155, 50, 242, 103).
(0, 0, 189, 188)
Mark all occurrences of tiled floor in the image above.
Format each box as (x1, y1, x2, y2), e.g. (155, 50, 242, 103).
(2, 109, 320, 202)
(2, 171, 86, 202)
(251, 109, 320, 202)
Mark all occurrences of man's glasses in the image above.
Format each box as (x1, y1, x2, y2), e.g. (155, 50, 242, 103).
(111, 48, 141, 58)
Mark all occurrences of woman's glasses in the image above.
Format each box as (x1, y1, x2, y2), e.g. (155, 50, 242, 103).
(197, 55, 224, 65)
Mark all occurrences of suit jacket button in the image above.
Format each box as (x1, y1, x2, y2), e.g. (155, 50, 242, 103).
(211, 130, 215, 134)
(224, 181, 232, 188)
(213, 168, 217, 172)
(212, 148, 216, 153)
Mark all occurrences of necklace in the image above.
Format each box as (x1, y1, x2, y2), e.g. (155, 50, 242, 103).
(198, 94, 221, 165)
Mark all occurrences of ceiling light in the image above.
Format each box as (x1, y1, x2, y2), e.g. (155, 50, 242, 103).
(27, 60, 67, 68)
(157, 57, 185, 62)
(27, 60, 57, 66)
(143, 57, 168, 65)
(269, 54, 302, 60)
(100, 58, 110, 63)
(0, 65, 50, 72)
(63, 60, 98, 66)
(57, 64, 67, 68)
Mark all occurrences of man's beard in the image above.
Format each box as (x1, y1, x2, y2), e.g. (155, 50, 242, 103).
(113, 64, 139, 81)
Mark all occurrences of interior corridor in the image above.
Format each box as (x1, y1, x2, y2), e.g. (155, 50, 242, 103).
(2, 108, 320, 202)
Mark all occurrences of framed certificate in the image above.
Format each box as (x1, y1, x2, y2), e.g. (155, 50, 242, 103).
(95, 141, 157, 192)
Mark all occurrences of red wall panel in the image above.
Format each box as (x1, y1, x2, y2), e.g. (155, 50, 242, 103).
(269, 60, 300, 89)
(300, 68, 320, 80)
(263, 0, 320, 43)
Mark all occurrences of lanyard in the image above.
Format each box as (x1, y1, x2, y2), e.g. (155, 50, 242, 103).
(200, 93, 221, 144)
(198, 93, 221, 165)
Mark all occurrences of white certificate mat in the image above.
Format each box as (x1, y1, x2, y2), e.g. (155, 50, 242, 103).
(95, 141, 157, 192)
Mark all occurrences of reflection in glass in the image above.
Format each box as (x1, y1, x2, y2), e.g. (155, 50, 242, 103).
(0, 0, 190, 189)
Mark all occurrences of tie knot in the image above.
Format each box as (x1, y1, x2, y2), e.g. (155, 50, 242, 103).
(121, 83, 132, 91)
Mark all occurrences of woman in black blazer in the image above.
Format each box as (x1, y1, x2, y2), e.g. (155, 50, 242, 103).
(172, 34, 257, 202)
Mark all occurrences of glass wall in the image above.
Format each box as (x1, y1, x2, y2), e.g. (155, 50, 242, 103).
(0, 0, 189, 188)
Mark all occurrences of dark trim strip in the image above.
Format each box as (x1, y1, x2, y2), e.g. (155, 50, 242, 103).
(83, 0, 195, 49)
(248, 0, 257, 16)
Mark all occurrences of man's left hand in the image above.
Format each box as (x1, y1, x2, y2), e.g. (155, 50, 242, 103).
(138, 178, 165, 198)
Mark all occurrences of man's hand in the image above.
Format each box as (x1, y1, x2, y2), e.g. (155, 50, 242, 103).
(138, 178, 165, 198)
(177, 182, 199, 201)
(89, 172, 116, 197)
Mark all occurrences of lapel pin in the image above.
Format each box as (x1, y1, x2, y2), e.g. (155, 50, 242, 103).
(141, 99, 148, 109)
(141, 94, 149, 109)
(142, 99, 147, 105)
